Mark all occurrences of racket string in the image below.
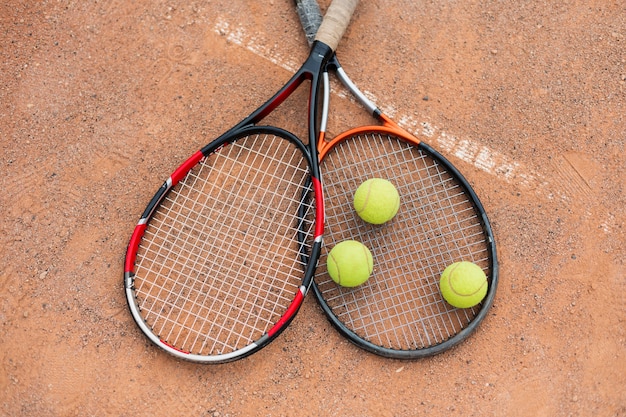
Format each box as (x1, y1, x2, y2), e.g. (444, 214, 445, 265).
(317, 132, 492, 351)
(132, 133, 315, 356)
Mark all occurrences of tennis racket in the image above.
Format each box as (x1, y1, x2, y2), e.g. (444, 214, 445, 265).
(294, 0, 498, 358)
(124, 0, 359, 363)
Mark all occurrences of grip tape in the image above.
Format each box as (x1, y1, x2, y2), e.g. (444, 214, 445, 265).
(315, 0, 358, 51)
(295, 0, 323, 46)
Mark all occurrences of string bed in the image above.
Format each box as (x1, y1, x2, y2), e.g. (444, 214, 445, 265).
(132, 133, 314, 356)
(316, 132, 492, 351)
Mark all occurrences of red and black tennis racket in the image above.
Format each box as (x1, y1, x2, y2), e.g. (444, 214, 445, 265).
(124, 0, 359, 363)
(295, 0, 498, 358)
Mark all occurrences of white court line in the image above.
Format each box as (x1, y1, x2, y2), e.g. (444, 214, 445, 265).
(214, 17, 546, 192)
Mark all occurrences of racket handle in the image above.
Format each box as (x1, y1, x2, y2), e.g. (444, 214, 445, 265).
(294, 0, 323, 47)
(315, 0, 358, 51)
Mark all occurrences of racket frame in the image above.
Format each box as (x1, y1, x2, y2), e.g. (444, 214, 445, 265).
(124, 42, 335, 363)
(296, 0, 499, 358)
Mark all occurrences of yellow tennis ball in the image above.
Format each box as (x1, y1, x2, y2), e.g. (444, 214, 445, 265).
(439, 261, 488, 308)
(353, 178, 400, 225)
(327, 240, 373, 287)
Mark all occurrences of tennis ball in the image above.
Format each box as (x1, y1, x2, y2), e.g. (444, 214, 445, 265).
(439, 261, 488, 308)
(353, 178, 400, 225)
(327, 240, 373, 287)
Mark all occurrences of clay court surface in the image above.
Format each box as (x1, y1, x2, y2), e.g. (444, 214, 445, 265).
(1, 0, 624, 415)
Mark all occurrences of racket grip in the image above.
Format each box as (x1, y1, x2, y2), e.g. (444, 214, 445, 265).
(294, 0, 323, 47)
(315, 0, 358, 51)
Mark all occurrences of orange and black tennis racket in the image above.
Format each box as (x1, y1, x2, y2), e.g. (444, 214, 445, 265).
(295, 0, 498, 358)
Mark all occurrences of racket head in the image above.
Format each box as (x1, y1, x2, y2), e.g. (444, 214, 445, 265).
(313, 128, 498, 358)
(124, 126, 321, 363)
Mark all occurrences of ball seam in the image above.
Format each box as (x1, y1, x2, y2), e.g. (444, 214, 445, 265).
(354, 180, 373, 215)
(328, 251, 341, 285)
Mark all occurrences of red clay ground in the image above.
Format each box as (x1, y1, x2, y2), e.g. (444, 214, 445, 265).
(1, 1, 624, 416)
